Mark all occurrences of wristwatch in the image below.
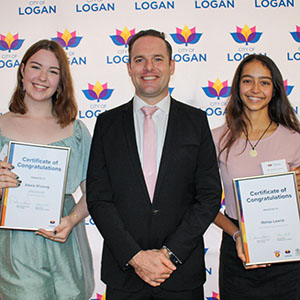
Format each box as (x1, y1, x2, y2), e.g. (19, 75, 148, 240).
(163, 246, 182, 266)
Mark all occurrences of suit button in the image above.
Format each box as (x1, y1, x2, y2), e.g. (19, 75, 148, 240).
(152, 209, 159, 215)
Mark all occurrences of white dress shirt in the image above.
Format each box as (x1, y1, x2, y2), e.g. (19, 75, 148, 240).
(133, 95, 170, 172)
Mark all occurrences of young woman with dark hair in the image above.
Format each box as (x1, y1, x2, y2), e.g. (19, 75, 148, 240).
(213, 54, 300, 300)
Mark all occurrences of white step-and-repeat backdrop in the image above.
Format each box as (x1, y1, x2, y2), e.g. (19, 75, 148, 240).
(0, 1, 299, 299)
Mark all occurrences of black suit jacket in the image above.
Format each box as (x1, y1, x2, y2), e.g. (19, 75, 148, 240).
(86, 98, 221, 291)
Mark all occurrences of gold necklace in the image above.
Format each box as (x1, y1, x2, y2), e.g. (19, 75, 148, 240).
(245, 120, 273, 157)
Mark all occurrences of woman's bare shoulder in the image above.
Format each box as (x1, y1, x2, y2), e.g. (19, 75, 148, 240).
(0, 112, 16, 127)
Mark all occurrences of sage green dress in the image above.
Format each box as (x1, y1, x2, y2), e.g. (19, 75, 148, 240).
(0, 120, 94, 300)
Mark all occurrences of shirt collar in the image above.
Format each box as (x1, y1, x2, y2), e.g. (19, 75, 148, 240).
(133, 94, 171, 114)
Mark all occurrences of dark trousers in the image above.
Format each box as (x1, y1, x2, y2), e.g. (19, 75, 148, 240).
(106, 285, 204, 300)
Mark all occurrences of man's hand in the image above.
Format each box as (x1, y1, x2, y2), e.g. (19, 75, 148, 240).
(129, 249, 176, 286)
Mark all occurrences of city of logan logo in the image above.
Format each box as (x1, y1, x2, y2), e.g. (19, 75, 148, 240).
(82, 81, 114, 102)
(221, 190, 225, 208)
(0, 32, 24, 52)
(202, 78, 231, 100)
(207, 292, 220, 300)
(52, 29, 82, 50)
(230, 24, 262, 45)
(290, 25, 300, 43)
(170, 25, 202, 46)
(110, 27, 135, 47)
(91, 292, 106, 300)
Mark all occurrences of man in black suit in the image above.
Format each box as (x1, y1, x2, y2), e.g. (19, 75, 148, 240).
(86, 29, 221, 300)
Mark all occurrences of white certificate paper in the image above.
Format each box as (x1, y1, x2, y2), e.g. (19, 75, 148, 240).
(233, 172, 300, 266)
(0, 141, 70, 231)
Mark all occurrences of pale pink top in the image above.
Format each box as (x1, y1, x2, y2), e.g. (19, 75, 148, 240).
(212, 124, 300, 219)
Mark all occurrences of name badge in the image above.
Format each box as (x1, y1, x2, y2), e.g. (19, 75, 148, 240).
(261, 159, 288, 175)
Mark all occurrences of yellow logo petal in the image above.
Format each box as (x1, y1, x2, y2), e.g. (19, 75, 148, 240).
(62, 29, 72, 44)
(181, 25, 192, 42)
(93, 81, 104, 98)
(121, 27, 131, 44)
(5, 32, 15, 48)
(213, 78, 224, 95)
(241, 24, 252, 40)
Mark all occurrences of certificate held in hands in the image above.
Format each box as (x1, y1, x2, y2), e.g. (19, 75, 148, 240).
(0, 141, 70, 231)
(233, 172, 300, 266)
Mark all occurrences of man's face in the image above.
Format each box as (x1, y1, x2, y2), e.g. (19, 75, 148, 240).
(127, 35, 175, 105)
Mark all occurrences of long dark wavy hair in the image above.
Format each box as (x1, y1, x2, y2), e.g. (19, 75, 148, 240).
(218, 54, 300, 162)
(9, 39, 77, 127)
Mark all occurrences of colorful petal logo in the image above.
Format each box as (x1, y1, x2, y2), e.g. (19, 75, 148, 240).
(82, 81, 113, 102)
(206, 292, 220, 300)
(284, 79, 294, 96)
(170, 25, 202, 46)
(202, 78, 231, 100)
(0, 32, 24, 52)
(230, 24, 262, 45)
(290, 25, 300, 43)
(91, 292, 106, 300)
(52, 29, 82, 49)
(221, 190, 225, 208)
(110, 27, 135, 47)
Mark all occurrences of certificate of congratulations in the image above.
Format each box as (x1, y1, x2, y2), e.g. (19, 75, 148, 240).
(233, 172, 300, 266)
(0, 141, 70, 231)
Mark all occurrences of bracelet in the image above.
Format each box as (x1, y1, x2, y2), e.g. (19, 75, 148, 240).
(70, 213, 79, 222)
(232, 230, 240, 242)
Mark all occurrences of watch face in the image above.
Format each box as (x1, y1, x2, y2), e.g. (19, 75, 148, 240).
(169, 253, 179, 266)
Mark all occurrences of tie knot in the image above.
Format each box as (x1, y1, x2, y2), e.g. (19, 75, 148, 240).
(141, 106, 158, 117)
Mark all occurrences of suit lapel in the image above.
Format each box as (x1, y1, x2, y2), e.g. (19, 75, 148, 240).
(153, 99, 180, 202)
(122, 100, 151, 204)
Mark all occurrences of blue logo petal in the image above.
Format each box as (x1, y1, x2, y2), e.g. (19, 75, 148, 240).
(219, 87, 231, 98)
(10, 39, 24, 50)
(230, 32, 245, 44)
(187, 33, 202, 44)
(100, 89, 114, 100)
(0, 41, 9, 51)
(110, 35, 125, 46)
(68, 36, 82, 48)
(290, 32, 300, 43)
(248, 32, 262, 44)
(51, 37, 67, 48)
(82, 89, 98, 101)
(170, 33, 185, 45)
(202, 87, 218, 98)
(285, 85, 294, 95)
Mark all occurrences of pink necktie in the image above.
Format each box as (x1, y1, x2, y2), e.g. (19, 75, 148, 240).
(141, 106, 158, 201)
